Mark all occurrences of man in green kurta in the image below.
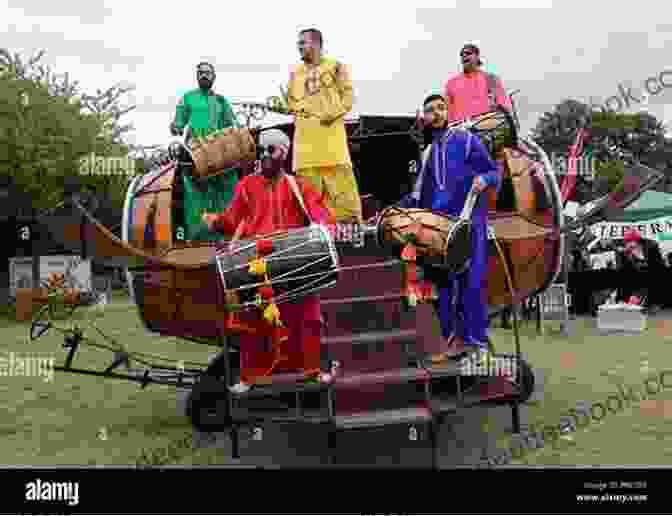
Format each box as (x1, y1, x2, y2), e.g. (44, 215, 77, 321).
(170, 62, 241, 240)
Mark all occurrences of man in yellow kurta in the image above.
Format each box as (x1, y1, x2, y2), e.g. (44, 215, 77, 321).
(287, 28, 363, 222)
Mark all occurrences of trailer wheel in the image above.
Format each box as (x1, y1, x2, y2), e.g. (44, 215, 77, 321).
(489, 359, 535, 405)
(186, 375, 231, 432)
(514, 359, 535, 403)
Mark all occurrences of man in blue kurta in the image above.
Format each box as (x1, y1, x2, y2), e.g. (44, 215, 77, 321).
(399, 94, 501, 363)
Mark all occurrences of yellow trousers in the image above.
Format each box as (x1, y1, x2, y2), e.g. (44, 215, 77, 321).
(297, 164, 363, 222)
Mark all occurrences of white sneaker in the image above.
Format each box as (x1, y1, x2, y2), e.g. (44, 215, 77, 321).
(229, 382, 250, 394)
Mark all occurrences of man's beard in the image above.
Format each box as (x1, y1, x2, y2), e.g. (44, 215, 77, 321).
(198, 78, 212, 89)
(300, 49, 315, 63)
(261, 159, 282, 177)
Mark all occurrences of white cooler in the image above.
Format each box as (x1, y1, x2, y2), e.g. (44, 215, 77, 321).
(597, 303, 647, 332)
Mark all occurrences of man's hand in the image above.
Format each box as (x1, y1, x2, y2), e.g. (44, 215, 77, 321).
(415, 109, 434, 129)
(170, 122, 183, 136)
(321, 111, 346, 126)
(202, 212, 217, 231)
(472, 176, 488, 193)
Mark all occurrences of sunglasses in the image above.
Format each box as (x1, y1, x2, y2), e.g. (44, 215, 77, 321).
(424, 103, 446, 113)
(256, 144, 280, 159)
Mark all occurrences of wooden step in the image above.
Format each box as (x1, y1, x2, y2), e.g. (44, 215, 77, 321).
(335, 367, 429, 388)
(423, 361, 464, 379)
(232, 408, 329, 425)
(232, 374, 332, 399)
(431, 378, 518, 414)
(322, 329, 416, 346)
(334, 406, 432, 430)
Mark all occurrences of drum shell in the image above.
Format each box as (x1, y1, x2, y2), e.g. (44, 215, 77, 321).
(376, 208, 472, 271)
(377, 208, 451, 256)
(485, 139, 563, 314)
(216, 226, 339, 306)
(189, 127, 256, 178)
(126, 165, 176, 254)
(418, 220, 472, 274)
(448, 108, 517, 156)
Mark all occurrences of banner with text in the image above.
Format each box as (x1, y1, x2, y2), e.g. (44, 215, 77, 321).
(591, 216, 672, 240)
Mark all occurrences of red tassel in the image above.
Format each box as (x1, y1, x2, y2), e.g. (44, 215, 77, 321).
(401, 243, 417, 261)
(404, 264, 417, 283)
(258, 285, 274, 300)
(418, 280, 436, 301)
(271, 325, 289, 345)
(256, 238, 274, 256)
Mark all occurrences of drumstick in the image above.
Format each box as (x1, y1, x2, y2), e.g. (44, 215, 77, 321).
(229, 219, 247, 251)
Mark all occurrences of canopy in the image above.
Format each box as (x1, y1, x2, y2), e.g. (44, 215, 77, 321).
(607, 190, 672, 222)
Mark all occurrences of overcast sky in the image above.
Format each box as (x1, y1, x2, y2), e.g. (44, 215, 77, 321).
(4, 1, 672, 147)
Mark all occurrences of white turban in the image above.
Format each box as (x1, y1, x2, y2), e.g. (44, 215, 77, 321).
(259, 128, 290, 149)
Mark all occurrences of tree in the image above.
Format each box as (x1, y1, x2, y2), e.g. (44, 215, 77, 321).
(0, 48, 136, 150)
(79, 83, 136, 152)
(0, 67, 102, 211)
(531, 100, 670, 200)
(0, 48, 138, 213)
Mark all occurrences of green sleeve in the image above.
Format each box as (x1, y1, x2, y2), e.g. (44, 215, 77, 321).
(174, 93, 191, 129)
(219, 96, 240, 128)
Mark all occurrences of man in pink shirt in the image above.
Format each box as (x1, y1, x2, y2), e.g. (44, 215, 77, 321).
(444, 44, 512, 122)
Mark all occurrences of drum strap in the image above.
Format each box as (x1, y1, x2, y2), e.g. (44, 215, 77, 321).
(485, 72, 498, 110)
(285, 174, 314, 224)
(228, 220, 246, 251)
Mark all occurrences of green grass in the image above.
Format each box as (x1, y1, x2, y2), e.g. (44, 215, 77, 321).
(0, 295, 231, 466)
(483, 316, 672, 466)
(2, 295, 672, 466)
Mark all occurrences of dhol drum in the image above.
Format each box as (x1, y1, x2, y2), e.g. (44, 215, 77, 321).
(124, 163, 198, 254)
(376, 207, 472, 273)
(187, 127, 256, 178)
(449, 106, 517, 156)
(215, 224, 339, 309)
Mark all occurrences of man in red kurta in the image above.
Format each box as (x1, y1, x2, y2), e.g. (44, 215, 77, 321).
(203, 129, 335, 393)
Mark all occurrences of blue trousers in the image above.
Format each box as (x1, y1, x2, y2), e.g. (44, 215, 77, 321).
(435, 221, 489, 348)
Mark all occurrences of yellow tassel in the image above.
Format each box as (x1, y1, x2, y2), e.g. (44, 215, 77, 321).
(248, 257, 267, 275)
(263, 302, 282, 326)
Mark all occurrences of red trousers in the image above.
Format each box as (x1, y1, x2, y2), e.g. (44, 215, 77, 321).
(238, 295, 322, 383)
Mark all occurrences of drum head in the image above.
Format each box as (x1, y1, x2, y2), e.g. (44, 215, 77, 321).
(418, 219, 472, 274)
(215, 224, 339, 307)
(374, 205, 396, 249)
(471, 106, 518, 152)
